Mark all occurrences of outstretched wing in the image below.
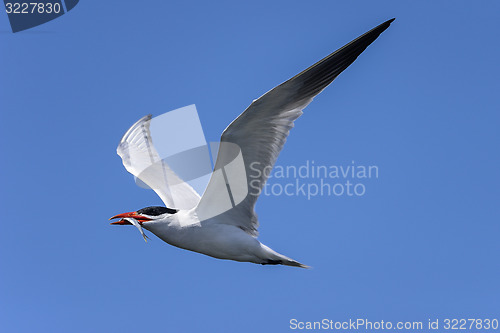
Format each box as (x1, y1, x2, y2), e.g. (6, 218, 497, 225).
(117, 115, 201, 209)
(196, 19, 395, 235)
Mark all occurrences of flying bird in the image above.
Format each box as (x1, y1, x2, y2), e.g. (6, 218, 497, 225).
(110, 19, 394, 268)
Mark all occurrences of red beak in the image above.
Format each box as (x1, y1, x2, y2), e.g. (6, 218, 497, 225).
(109, 211, 152, 225)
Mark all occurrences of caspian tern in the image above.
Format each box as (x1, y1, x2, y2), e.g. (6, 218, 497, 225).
(110, 19, 394, 268)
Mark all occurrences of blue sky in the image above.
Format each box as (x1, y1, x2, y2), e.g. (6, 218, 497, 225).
(1, 1, 499, 332)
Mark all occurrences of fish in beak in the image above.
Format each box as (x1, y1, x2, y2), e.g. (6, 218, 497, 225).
(109, 212, 151, 242)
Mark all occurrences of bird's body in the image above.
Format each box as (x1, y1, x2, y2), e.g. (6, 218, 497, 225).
(142, 208, 306, 266)
(110, 19, 394, 268)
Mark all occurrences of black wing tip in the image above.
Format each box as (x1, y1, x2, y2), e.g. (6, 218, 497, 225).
(266, 17, 396, 106)
(356, 18, 395, 47)
(381, 18, 396, 26)
(379, 18, 396, 32)
(374, 18, 396, 33)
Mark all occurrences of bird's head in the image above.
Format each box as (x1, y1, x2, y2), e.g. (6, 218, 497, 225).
(109, 206, 179, 225)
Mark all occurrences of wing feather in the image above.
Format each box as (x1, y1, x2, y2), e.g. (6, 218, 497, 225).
(117, 115, 201, 209)
(196, 19, 394, 235)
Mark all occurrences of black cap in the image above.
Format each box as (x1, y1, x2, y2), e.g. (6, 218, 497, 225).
(137, 206, 178, 216)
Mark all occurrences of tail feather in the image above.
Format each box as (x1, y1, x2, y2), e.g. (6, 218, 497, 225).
(259, 244, 310, 269)
(280, 258, 310, 269)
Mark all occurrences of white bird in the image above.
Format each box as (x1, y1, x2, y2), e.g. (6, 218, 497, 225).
(110, 19, 394, 268)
